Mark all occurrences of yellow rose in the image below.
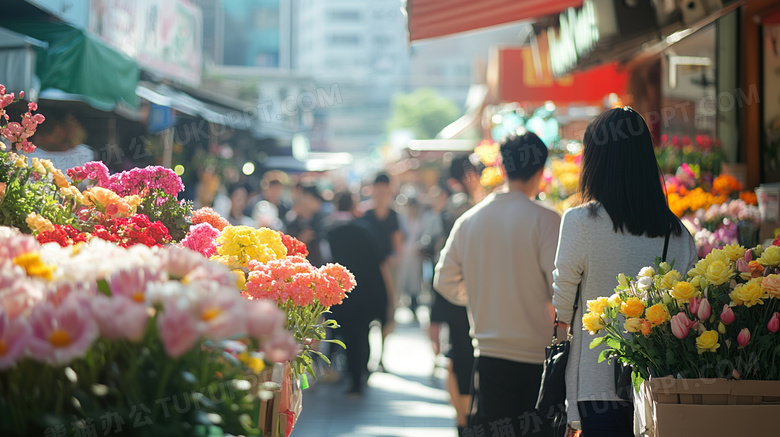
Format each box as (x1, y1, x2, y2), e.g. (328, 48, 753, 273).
(729, 278, 766, 307)
(659, 270, 681, 290)
(696, 330, 720, 354)
(587, 297, 610, 316)
(688, 258, 708, 278)
(638, 266, 656, 277)
(763, 274, 780, 298)
(721, 244, 746, 262)
(758, 246, 780, 267)
(705, 260, 733, 286)
(624, 318, 642, 333)
(658, 262, 672, 275)
(705, 249, 729, 266)
(620, 297, 646, 318)
(582, 311, 605, 334)
(645, 303, 670, 326)
(670, 281, 698, 301)
(608, 294, 622, 308)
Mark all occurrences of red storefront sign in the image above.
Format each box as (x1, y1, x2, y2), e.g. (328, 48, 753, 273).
(498, 47, 628, 106)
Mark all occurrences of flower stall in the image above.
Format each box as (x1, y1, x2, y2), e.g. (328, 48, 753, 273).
(582, 243, 780, 436)
(0, 84, 354, 436)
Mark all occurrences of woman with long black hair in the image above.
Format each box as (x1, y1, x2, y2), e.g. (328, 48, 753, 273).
(552, 107, 698, 436)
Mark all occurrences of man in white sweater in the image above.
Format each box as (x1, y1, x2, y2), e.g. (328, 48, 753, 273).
(434, 132, 560, 436)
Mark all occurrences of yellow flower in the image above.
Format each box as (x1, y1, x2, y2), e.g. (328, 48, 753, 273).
(658, 262, 672, 274)
(670, 281, 698, 301)
(216, 226, 286, 268)
(479, 166, 504, 188)
(582, 311, 605, 334)
(645, 304, 670, 326)
(620, 297, 645, 318)
(30, 157, 46, 175)
(617, 273, 629, 289)
(25, 212, 54, 234)
(638, 266, 656, 277)
(705, 260, 733, 286)
(721, 244, 746, 262)
(696, 330, 720, 354)
(624, 318, 642, 333)
(586, 297, 610, 316)
(705, 249, 729, 266)
(763, 274, 780, 298)
(688, 258, 708, 278)
(238, 351, 266, 374)
(13, 154, 27, 168)
(12, 251, 56, 280)
(607, 294, 622, 308)
(659, 270, 681, 290)
(233, 269, 246, 290)
(59, 186, 85, 204)
(758, 245, 780, 267)
(729, 277, 766, 307)
(718, 322, 727, 334)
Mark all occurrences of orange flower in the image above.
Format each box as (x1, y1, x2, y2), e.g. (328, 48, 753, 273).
(640, 319, 653, 336)
(740, 191, 758, 205)
(712, 174, 743, 197)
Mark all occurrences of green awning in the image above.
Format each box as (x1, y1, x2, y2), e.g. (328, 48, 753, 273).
(0, 20, 139, 111)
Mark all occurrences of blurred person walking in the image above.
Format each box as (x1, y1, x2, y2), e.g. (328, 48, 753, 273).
(553, 108, 697, 437)
(427, 156, 482, 435)
(287, 184, 327, 266)
(325, 191, 389, 395)
(362, 172, 403, 371)
(435, 133, 559, 436)
(252, 171, 291, 231)
(397, 196, 424, 319)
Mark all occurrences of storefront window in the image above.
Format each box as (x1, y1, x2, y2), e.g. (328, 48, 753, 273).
(661, 23, 717, 142)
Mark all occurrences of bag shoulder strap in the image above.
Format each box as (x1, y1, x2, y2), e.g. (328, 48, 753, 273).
(662, 226, 671, 262)
(552, 283, 581, 341)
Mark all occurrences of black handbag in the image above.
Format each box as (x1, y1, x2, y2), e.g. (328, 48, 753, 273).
(535, 284, 580, 425)
(614, 228, 672, 401)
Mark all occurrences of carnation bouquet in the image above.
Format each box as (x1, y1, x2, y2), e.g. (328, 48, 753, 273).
(0, 227, 299, 436)
(180, 215, 357, 384)
(584, 243, 780, 387)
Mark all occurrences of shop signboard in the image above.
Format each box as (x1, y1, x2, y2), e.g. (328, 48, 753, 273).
(89, 0, 202, 87)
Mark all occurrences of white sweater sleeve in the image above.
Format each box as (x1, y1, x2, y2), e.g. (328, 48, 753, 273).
(433, 216, 468, 306)
(552, 209, 586, 322)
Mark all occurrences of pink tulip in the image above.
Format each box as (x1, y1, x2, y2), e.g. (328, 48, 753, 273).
(27, 296, 99, 365)
(671, 313, 695, 339)
(720, 305, 735, 325)
(91, 295, 149, 342)
(745, 250, 753, 262)
(192, 292, 246, 341)
(768, 312, 780, 333)
(737, 328, 751, 347)
(736, 258, 750, 273)
(157, 300, 199, 358)
(697, 298, 711, 321)
(246, 299, 286, 340)
(0, 308, 31, 369)
(690, 296, 701, 315)
(106, 266, 163, 304)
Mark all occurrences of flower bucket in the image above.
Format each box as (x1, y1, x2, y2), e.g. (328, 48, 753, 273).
(636, 377, 780, 437)
(256, 362, 303, 437)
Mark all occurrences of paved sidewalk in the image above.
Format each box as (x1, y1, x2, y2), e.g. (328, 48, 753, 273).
(292, 310, 458, 437)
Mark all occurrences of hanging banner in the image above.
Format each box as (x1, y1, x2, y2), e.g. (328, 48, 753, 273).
(89, 0, 202, 87)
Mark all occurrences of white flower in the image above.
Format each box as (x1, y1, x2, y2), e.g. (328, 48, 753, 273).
(637, 276, 654, 290)
(638, 266, 656, 278)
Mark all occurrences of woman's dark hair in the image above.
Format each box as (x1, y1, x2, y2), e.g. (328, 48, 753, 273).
(579, 107, 682, 238)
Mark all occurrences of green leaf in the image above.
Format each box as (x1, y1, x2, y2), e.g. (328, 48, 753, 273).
(97, 280, 111, 296)
(589, 337, 606, 349)
(598, 348, 614, 363)
(311, 350, 331, 366)
(324, 339, 346, 350)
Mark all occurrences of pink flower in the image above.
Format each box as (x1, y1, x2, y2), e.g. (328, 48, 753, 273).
(0, 308, 31, 369)
(157, 300, 199, 358)
(689, 296, 702, 315)
(720, 305, 735, 324)
(671, 313, 695, 339)
(0, 232, 39, 262)
(246, 299, 286, 339)
(181, 223, 220, 257)
(737, 328, 751, 347)
(768, 312, 780, 333)
(697, 297, 711, 321)
(745, 250, 753, 262)
(736, 258, 750, 274)
(193, 291, 246, 341)
(261, 329, 301, 363)
(106, 266, 163, 303)
(91, 295, 149, 341)
(67, 161, 110, 186)
(27, 296, 99, 365)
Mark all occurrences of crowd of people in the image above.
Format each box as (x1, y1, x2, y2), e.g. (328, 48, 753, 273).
(192, 107, 695, 437)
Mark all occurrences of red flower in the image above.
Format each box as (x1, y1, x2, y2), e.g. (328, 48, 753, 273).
(279, 232, 308, 257)
(36, 224, 89, 246)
